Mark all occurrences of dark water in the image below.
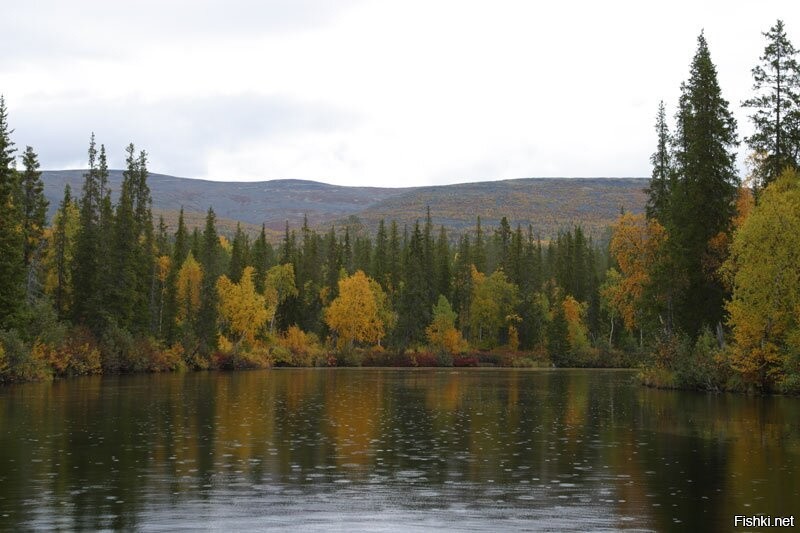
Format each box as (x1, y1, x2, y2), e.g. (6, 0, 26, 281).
(0, 369, 798, 531)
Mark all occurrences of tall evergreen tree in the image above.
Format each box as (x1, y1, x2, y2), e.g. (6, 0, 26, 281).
(743, 20, 800, 189)
(473, 216, 486, 273)
(396, 221, 430, 348)
(19, 146, 47, 268)
(228, 223, 248, 283)
(434, 225, 451, 300)
(670, 32, 739, 334)
(372, 219, 389, 290)
(71, 134, 105, 331)
(645, 101, 673, 221)
(198, 207, 221, 353)
(0, 95, 23, 328)
(52, 185, 74, 318)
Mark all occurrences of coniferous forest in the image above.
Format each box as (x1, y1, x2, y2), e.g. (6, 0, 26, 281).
(1, 22, 800, 394)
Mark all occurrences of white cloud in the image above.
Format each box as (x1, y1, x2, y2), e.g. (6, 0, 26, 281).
(2, 0, 798, 186)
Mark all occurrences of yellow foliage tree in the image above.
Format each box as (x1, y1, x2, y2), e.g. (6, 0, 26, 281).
(469, 266, 519, 347)
(607, 213, 667, 333)
(216, 266, 268, 345)
(325, 270, 386, 350)
(426, 295, 467, 354)
(562, 295, 589, 355)
(723, 168, 800, 390)
(175, 253, 203, 328)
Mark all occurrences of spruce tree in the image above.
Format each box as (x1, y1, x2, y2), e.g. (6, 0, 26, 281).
(52, 185, 73, 318)
(72, 134, 104, 331)
(229, 223, 247, 283)
(743, 20, 800, 188)
(396, 221, 430, 348)
(0, 96, 23, 328)
(473, 216, 486, 273)
(434, 225, 451, 300)
(198, 207, 220, 353)
(19, 146, 47, 269)
(645, 101, 673, 221)
(372, 219, 389, 290)
(671, 32, 739, 334)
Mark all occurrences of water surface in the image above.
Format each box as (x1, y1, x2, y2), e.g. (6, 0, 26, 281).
(0, 368, 798, 531)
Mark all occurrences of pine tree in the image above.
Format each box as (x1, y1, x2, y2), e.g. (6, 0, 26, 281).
(197, 207, 220, 353)
(228, 223, 247, 283)
(743, 20, 800, 188)
(372, 219, 389, 290)
(396, 221, 430, 348)
(670, 32, 739, 334)
(0, 96, 23, 328)
(251, 223, 274, 292)
(71, 134, 105, 331)
(51, 185, 74, 318)
(645, 101, 673, 221)
(434, 225, 451, 300)
(19, 146, 47, 268)
(473, 216, 486, 273)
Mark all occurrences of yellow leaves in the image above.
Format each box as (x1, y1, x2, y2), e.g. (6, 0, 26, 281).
(176, 253, 202, 326)
(324, 270, 387, 350)
(563, 295, 589, 353)
(723, 168, 800, 389)
(607, 213, 666, 330)
(216, 266, 268, 345)
(156, 255, 171, 284)
(469, 266, 520, 347)
(426, 295, 467, 354)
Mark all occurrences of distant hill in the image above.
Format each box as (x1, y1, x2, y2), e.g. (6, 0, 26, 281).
(342, 177, 647, 239)
(41, 170, 408, 232)
(41, 170, 648, 241)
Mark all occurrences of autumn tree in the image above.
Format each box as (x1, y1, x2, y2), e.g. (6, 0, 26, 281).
(216, 266, 268, 346)
(743, 20, 800, 188)
(175, 253, 203, 338)
(469, 267, 519, 348)
(723, 168, 800, 391)
(606, 213, 668, 345)
(325, 270, 387, 350)
(426, 295, 467, 354)
(264, 263, 298, 334)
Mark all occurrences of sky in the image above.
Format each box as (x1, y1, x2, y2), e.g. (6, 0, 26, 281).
(2, 0, 798, 187)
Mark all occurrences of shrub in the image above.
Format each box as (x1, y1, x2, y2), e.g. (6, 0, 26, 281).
(0, 330, 50, 383)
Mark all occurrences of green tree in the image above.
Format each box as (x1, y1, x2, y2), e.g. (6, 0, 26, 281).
(71, 134, 105, 331)
(670, 32, 739, 335)
(645, 101, 673, 221)
(743, 20, 800, 188)
(396, 221, 430, 348)
(434, 225, 451, 300)
(0, 96, 23, 328)
(197, 207, 221, 353)
(46, 185, 78, 318)
(19, 146, 47, 271)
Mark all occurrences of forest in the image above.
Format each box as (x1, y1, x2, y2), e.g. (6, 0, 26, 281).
(1, 21, 799, 394)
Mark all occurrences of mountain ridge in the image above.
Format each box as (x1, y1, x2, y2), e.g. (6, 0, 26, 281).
(41, 170, 648, 240)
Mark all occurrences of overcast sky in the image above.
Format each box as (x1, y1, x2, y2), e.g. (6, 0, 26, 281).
(2, 1, 798, 187)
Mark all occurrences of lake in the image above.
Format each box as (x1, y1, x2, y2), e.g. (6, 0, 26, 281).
(0, 368, 798, 531)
